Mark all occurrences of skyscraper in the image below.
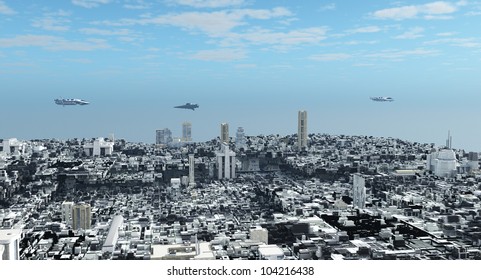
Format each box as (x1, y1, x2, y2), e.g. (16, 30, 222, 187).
(353, 174, 366, 209)
(215, 143, 236, 180)
(156, 128, 173, 145)
(221, 123, 229, 144)
(298, 110, 308, 150)
(182, 122, 192, 142)
(72, 203, 91, 230)
(236, 127, 247, 150)
(188, 154, 195, 186)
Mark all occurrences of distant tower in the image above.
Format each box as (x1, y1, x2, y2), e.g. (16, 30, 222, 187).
(221, 123, 229, 144)
(156, 128, 173, 145)
(182, 122, 192, 142)
(298, 110, 308, 150)
(446, 130, 452, 149)
(236, 127, 246, 150)
(61, 201, 74, 226)
(353, 174, 366, 209)
(215, 143, 236, 179)
(189, 154, 195, 186)
(72, 203, 91, 230)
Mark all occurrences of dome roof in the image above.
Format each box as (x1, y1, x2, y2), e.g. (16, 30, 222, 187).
(437, 149, 456, 161)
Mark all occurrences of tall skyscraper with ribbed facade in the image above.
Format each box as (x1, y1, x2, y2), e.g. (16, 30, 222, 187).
(298, 110, 308, 150)
(72, 203, 91, 230)
(221, 123, 229, 144)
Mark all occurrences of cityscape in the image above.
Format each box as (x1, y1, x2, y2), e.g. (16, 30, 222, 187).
(2, 110, 481, 261)
(2, 1, 481, 272)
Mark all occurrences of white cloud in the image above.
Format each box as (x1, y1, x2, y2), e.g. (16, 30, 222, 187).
(226, 27, 328, 46)
(79, 28, 131, 36)
(189, 49, 246, 61)
(0, 35, 110, 51)
(0, 0, 15, 14)
(171, 0, 244, 8)
(94, 7, 292, 35)
(319, 3, 336, 11)
(424, 37, 481, 48)
(372, 1, 458, 20)
(123, 0, 150, 9)
(32, 17, 71, 31)
(365, 48, 439, 60)
(72, 0, 111, 8)
(309, 53, 351, 61)
(436, 32, 456, 36)
(394, 27, 424, 39)
(348, 26, 382, 34)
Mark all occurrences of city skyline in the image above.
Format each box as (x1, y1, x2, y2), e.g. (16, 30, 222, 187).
(1, 1, 481, 151)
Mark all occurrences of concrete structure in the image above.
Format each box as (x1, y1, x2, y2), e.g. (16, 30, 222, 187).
(215, 143, 236, 180)
(0, 138, 25, 155)
(61, 201, 74, 226)
(182, 122, 192, 142)
(188, 154, 195, 186)
(298, 111, 308, 150)
(221, 123, 229, 144)
(236, 127, 246, 150)
(83, 138, 114, 156)
(249, 226, 268, 244)
(353, 174, 366, 209)
(427, 149, 458, 178)
(258, 245, 284, 260)
(0, 229, 22, 260)
(102, 215, 124, 253)
(156, 128, 173, 145)
(72, 203, 91, 230)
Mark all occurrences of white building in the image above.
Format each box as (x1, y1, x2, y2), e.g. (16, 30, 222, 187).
(427, 149, 458, 178)
(249, 226, 268, 244)
(258, 245, 284, 260)
(0, 138, 26, 155)
(188, 154, 195, 186)
(298, 111, 308, 150)
(83, 138, 114, 156)
(235, 127, 247, 150)
(215, 143, 236, 180)
(353, 174, 366, 209)
(0, 228, 22, 260)
(102, 215, 124, 253)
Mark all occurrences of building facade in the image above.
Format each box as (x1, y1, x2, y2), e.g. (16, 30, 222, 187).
(83, 138, 114, 157)
(156, 128, 173, 145)
(221, 123, 229, 144)
(72, 203, 91, 230)
(182, 122, 192, 142)
(215, 143, 236, 180)
(298, 111, 308, 150)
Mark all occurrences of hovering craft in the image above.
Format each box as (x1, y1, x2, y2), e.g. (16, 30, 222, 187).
(174, 103, 199, 110)
(370, 97, 394, 102)
(55, 98, 89, 106)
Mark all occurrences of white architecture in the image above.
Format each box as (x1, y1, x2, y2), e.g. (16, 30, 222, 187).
(215, 143, 236, 180)
(353, 174, 366, 209)
(258, 245, 284, 260)
(188, 154, 195, 186)
(0, 138, 26, 155)
(0, 229, 22, 260)
(235, 127, 247, 151)
(83, 138, 114, 156)
(427, 149, 458, 178)
(298, 111, 308, 150)
(249, 226, 268, 244)
(102, 215, 124, 253)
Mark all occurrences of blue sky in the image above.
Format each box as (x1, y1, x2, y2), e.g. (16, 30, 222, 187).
(1, 0, 481, 151)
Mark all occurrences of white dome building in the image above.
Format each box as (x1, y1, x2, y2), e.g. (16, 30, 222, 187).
(427, 149, 458, 177)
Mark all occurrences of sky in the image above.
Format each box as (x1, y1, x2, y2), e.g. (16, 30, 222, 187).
(1, 0, 481, 151)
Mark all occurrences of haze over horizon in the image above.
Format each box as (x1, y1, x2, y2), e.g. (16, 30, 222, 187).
(1, 0, 481, 151)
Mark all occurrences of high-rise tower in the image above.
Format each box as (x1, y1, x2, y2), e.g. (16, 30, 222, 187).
(182, 122, 192, 142)
(221, 123, 229, 144)
(298, 110, 308, 150)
